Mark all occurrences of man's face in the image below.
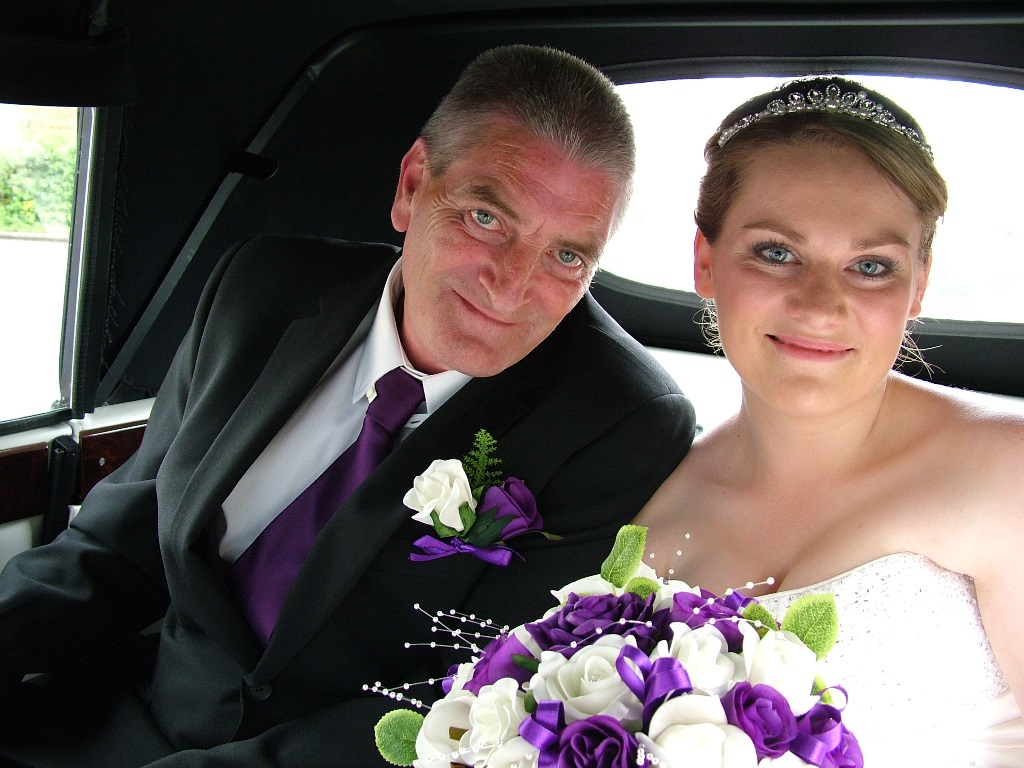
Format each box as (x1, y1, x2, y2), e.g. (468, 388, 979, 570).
(391, 118, 623, 377)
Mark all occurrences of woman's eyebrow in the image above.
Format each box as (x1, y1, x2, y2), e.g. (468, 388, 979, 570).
(743, 220, 912, 251)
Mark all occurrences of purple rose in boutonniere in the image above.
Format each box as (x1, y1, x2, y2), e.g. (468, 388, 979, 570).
(480, 477, 542, 539)
(404, 429, 557, 565)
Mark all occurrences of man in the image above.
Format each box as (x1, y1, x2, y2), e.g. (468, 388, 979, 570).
(0, 45, 695, 766)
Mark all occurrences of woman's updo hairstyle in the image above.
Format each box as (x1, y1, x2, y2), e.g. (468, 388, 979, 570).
(695, 76, 948, 259)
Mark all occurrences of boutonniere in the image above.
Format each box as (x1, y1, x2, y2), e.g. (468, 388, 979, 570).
(402, 429, 557, 565)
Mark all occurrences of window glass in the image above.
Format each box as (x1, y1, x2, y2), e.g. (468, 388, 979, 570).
(0, 104, 78, 421)
(603, 76, 1024, 324)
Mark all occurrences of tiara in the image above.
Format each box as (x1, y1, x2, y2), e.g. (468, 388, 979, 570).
(717, 83, 933, 158)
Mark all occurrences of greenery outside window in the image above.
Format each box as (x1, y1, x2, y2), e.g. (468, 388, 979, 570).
(0, 104, 79, 422)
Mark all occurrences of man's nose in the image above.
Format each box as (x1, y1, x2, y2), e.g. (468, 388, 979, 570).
(482, 246, 537, 310)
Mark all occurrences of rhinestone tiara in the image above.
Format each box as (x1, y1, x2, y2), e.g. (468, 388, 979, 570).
(717, 83, 933, 158)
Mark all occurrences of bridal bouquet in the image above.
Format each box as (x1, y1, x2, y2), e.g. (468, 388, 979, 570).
(374, 525, 862, 768)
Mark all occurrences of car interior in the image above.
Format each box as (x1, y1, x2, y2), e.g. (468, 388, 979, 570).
(1, 0, 1023, 571)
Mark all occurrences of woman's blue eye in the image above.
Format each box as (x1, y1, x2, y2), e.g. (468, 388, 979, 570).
(758, 244, 792, 263)
(856, 259, 889, 276)
(472, 210, 498, 228)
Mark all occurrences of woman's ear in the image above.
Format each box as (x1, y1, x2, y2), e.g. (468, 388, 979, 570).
(391, 137, 430, 233)
(694, 229, 716, 299)
(908, 249, 932, 319)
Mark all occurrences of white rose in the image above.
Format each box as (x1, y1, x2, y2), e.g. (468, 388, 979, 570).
(739, 623, 819, 716)
(481, 736, 539, 768)
(413, 689, 474, 768)
(445, 661, 477, 694)
(460, 678, 528, 765)
(644, 695, 758, 768)
(550, 561, 664, 604)
(653, 579, 701, 612)
(758, 752, 813, 767)
(652, 623, 745, 696)
(527, 636, 642, 725)
(403, 458, 475, 532)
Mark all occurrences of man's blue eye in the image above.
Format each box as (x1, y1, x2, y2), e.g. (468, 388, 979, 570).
(472, 210, 497, 227)
(557, 250, 580, 265)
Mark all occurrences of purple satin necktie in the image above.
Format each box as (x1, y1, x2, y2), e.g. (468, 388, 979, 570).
(229, 367, 424, 646)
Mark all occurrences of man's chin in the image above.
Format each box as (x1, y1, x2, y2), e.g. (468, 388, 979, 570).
(445, 342, 532, 378)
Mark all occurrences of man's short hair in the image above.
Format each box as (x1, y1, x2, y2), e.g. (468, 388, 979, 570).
(421, 45, 635, 214)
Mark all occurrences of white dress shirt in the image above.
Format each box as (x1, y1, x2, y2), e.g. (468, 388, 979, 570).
(219, 258, 470, 562)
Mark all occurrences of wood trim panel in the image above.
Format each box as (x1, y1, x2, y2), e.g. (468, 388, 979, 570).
(76, 421, 146, 503)
(0, 443, 48, 524)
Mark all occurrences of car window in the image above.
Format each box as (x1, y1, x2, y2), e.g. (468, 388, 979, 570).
(0, 104, 78, 422)
(603, 75, 1024, 325)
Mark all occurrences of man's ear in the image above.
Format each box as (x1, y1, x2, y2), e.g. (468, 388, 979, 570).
(693, 229, 716, 299)
(391, 137, 430, 233)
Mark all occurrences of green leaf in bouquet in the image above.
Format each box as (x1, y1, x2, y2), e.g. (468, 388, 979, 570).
(624, 576, 660, 600)
(781, 593, 839, 660)
(511, 652, 540, 674)
(812, 674, 835, 706)
(462, 505, 513, 548)
(524, 690, 538, 714)
(741, 601, 779, 639)
(429, 510, 462, 540)
(374, 709, 424, 767)
(601, 525, 648, 588)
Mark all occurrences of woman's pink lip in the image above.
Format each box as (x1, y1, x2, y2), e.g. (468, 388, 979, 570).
(769, 334, 853, 357)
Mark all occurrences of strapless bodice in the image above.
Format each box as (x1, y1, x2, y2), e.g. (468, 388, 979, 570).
(757, 553, 1023, 767)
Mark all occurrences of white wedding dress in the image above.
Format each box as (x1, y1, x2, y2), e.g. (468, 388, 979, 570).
(757, 553, 1024, 767)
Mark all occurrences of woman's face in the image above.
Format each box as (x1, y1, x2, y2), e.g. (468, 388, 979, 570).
(694, 142, 930, 416)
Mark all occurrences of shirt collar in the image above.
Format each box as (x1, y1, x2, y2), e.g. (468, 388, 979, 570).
(353, 257, 470, 417)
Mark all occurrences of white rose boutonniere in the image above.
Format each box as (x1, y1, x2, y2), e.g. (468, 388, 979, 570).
(402, 430, 557, 566)
(403, 458, 475, 532)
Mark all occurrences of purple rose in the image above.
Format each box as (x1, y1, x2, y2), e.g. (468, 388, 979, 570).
(463, 630, 534, 695)
(722, 681, 798, 759)
(797, 704, 864, 768)
(556, 715, 640, 768)
(526, 591, 668, 657)
(480, 477, 542, 539)
(668, 589, 750, 652)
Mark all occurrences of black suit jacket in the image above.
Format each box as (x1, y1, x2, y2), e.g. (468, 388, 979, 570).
(0, 235, 695, 767)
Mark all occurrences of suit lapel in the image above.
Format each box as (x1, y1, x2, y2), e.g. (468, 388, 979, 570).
(258, 342, 554, 674)
(167, 260, 391, 666)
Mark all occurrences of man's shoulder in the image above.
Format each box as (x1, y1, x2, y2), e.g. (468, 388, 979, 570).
(550, 293, 683, 398)
(222, 234, 401, 282)
(207, 235, 400, 310)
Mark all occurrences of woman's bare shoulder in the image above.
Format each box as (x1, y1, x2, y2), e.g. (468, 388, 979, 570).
(895, 373, 1024, 448)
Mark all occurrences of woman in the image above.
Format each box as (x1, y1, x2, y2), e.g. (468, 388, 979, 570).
(634, 76, 1024, 766)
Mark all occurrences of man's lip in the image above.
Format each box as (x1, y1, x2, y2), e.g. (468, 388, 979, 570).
(454, 291, 515, 326)
(768, 334, 853, 355)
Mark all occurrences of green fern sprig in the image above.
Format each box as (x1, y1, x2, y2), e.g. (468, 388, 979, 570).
(462, 429, 503, 491)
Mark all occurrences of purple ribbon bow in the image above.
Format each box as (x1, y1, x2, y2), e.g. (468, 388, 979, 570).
(519, 700, 566, 768)
(791, 699, 853, 767)
(409, 535, 520, 566)
(615, 644, 693, 729)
